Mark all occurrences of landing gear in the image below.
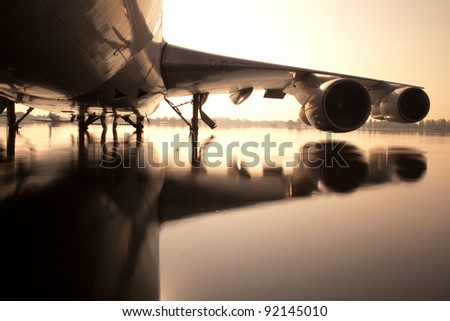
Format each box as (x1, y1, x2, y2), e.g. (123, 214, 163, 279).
(191, 94, 201, 167)
(113, 114, 120, 143)
(77, 105, 88, 160)
(77, 107, 145, 158)
(121, 113, 144, 143)
(78, 109, 105, 134)
(5, 100, 16, 160)
(15, 107, 35, 130)
(165, 93, 217, 168)
(0, 98, 34, 160)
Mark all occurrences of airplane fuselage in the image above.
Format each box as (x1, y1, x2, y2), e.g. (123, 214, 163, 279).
(0, 0, 166, 116)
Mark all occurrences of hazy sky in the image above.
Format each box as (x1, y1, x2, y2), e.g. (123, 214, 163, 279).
(15, 0, 449, 122)
(158, 0, 450, 121)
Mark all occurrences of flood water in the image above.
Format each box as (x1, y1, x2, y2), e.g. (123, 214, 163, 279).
(1, 122, 449, 300)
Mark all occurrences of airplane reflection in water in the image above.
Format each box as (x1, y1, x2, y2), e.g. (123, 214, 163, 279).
(160, 142, 426, 220)
(0, 133, 427, 300)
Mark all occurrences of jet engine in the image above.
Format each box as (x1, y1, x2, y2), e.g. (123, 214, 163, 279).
(371, 87, 430, 123)
(300, 78, 371, 132)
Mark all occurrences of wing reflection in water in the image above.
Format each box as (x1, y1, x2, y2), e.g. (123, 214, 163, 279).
(160, 141, 427, 220)
(0, 134, 427, 300)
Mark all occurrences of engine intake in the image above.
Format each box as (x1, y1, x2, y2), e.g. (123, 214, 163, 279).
(371, 87, 430, 123)
(303, 79, 371, 132)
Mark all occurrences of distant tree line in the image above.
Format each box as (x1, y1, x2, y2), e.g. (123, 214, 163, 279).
(360, 118, 450, 133)
(149, 116, 450, 133)
(149, 116, 295, 129)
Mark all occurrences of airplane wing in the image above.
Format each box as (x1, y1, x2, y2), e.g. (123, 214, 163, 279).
(161, 44, 430, 132)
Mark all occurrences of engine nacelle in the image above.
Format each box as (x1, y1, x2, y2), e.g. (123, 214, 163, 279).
(371, 87, 430, 123)
(299, 106, 311, 126)
(303, 79, 371, 132)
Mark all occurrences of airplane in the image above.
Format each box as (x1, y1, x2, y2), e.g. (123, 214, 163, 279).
(0, 0, 430, 157)
(0, 1, 435, 300)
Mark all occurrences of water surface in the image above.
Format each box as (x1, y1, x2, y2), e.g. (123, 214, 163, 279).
(1, 122, 449, 300)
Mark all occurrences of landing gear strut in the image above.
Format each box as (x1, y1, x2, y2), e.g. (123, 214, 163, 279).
(5, 100, 16, 160)
(77, 105, 88, 158)
(0, 98, 34, 160)
(165, 93, 217, 168)
(191, 94, 201, 167)
(121, 113, 144, 143)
